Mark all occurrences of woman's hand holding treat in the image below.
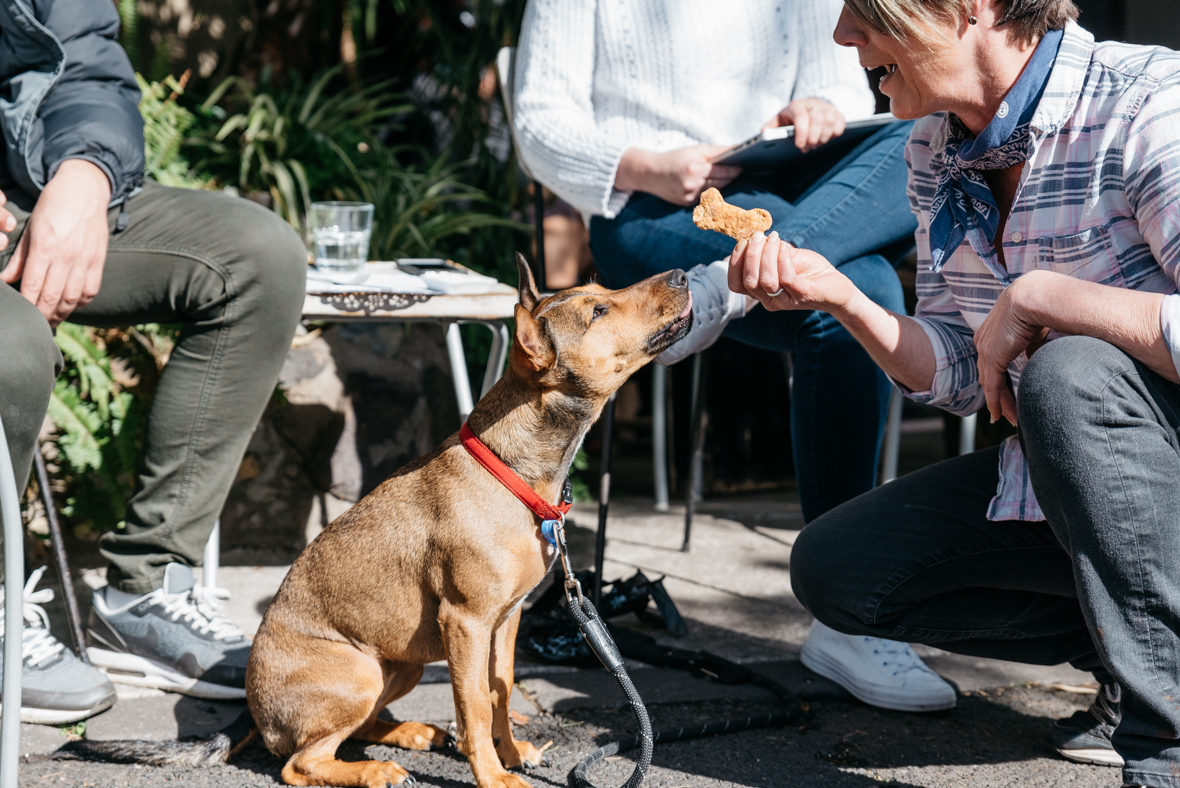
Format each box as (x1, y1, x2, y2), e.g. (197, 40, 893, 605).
(727, 231, 857, 314)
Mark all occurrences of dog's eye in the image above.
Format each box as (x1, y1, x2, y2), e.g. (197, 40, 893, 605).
(591, 305, 607, 321)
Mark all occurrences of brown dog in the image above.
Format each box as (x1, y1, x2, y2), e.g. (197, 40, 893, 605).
(245, 257, 690, 788)
(66, 257, 691, 787)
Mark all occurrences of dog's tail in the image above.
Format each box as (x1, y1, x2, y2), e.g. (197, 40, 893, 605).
(57, 707, 258, 768)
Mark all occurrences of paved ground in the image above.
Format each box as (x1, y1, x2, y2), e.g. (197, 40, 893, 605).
(16, 479, 1119, 788)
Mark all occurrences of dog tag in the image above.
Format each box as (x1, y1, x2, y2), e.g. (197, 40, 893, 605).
(541, 519, 560, 547)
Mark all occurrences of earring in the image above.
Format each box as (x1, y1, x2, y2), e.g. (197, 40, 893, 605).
(968, 15, 978, 24)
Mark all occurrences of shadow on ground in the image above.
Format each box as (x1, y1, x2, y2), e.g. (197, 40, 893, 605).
(24, 682, 1109, 788)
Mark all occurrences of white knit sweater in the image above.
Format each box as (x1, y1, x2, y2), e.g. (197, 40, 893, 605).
(513, 0, 876, 219)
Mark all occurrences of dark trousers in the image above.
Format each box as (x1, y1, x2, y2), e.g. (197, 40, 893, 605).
(0, 181, 307, 593)
(791, 336, 1180, 787)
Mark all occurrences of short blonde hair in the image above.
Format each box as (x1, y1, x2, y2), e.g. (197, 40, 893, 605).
(844, 0, 1079, 46)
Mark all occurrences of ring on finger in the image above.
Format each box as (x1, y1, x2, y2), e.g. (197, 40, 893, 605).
(767, 288, 784, 298)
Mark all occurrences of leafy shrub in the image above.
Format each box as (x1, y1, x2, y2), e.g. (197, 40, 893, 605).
(137, 71, 208, 189)
(186, 66, 404, 231)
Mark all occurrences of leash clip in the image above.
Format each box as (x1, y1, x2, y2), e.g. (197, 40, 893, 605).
(546, 513, 585, 607)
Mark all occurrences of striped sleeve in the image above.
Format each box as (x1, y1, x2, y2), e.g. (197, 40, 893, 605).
(1122, 64, 1180, 377)
(901, 135, 986, 416)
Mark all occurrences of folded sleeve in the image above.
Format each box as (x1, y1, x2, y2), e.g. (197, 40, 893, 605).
(38, 0, 144, 197)
(899, 140, 986, 416)
(1122, 67, 1180, 378)
(792, 0, 875, 121)
(513, 0, 633, 219)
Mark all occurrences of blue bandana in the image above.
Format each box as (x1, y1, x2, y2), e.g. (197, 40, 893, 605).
(928, 28, 1063, 271)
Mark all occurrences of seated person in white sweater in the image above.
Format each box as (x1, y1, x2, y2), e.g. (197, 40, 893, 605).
(514, 0, 953, 712)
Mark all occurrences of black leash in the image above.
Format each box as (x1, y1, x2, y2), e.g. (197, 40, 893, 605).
(548, 518, 806, 788)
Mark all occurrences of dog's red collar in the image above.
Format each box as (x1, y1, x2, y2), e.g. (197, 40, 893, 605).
(459, 423, 572, 538)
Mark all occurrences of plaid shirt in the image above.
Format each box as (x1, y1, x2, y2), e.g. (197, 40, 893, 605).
(903, 22, 1180, 521)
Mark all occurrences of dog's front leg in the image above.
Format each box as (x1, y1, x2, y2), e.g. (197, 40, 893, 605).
(490, 608, 544, 769)
(441, 610, 532, 788)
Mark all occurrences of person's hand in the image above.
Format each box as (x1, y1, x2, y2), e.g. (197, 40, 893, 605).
(727, 230, 856, 313)
(0, 190, 18, 257)
(0, 159, 112, 326)
(615, 145, 741, 206)
(974, 273, 1051, 426)
(762, 98, 846, 152)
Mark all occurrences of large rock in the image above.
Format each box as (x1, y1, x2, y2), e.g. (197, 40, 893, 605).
(218, 322, 460, 564)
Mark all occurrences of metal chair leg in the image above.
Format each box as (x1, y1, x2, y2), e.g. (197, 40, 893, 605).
(203, 520, 221, 590)
(33, 447, 88, 664)
(0, 416, 26, 786)
(593, 393, 616, 607)
(682, 352, 708, 553)
(532, 180, 548, 292)
(652, 364, 669, 512)
(880, 387, 904, 484)
(959, 413, 978, 455)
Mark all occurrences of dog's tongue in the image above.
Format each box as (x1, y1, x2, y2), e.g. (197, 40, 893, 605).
(678, 292, 693, 320)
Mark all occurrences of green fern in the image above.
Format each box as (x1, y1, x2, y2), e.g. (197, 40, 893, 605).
(137, 73, 208, 189)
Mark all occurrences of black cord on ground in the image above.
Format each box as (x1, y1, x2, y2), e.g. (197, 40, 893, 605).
(567, 595, 654, 788)
(564, 598, 806, 788)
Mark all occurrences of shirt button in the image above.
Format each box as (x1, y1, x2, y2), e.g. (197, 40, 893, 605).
(1010, 231, 1023, 243)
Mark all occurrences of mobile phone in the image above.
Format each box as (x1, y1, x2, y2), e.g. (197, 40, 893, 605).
(397, 258, 461, 275)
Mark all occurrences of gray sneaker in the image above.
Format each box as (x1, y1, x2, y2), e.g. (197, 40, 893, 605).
(1049, 681, 1123, 767)
(86, 563, 249, 700)
(1, 567, 116, 724)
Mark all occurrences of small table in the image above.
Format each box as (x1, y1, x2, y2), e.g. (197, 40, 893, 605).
(301, 275, 518, 422)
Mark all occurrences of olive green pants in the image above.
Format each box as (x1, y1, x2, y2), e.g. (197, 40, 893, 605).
(0, 180, 307, 593)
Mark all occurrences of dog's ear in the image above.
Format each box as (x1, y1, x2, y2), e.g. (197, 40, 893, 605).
(512, 303, 554, 374)
(516, 252, 541, 312)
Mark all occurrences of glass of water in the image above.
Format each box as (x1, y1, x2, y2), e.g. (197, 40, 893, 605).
(310, 201, 374, 271)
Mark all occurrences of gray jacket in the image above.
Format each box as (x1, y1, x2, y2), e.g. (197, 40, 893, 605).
(0, 0, 144, 204)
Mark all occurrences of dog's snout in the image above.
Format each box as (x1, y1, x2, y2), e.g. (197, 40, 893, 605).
(667, 269, 688, 289)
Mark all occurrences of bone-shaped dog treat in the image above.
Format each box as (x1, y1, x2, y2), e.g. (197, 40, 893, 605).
(692, 187, 773, 241)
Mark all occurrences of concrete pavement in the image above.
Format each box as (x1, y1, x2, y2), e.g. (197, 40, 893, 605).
(19, 493, 1109, 787)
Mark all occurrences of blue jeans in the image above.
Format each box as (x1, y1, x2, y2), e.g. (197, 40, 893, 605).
(590, 122, 917, 521)
(793, 337, 1180, 786)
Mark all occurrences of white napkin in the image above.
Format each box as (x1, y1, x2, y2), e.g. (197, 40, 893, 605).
(305, 262, 501, 295)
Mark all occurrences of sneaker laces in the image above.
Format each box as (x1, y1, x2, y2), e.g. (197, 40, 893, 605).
(156, 584, 243, 642)
(865, 636, 935, 678)
(0, 566, 67, 668)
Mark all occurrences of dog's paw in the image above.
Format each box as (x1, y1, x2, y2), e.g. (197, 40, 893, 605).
(498, 739, 545, 770)
(408, 722, 451, 751)
(359, 759, 414, 788)
(477, 772, 533, 788)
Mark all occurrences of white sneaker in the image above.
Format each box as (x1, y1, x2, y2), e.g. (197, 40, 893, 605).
(801, 621, 957, 712)
(657, 260, 750, 366)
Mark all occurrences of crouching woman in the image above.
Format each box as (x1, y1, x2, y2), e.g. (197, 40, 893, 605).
(730, 1, 1180, 785)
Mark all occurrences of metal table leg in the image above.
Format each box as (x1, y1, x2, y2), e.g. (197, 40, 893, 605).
(445, 323, 476, 423)
(0, 416, 25, 787)
(478, 321, 510, 398)
(446, 320, 510, 424)
(652, 364, 669, 512)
